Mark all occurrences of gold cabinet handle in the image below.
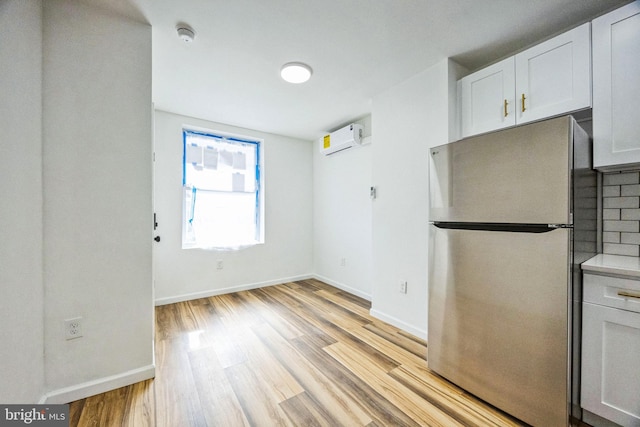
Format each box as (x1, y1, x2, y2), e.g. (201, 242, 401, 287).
(521, 93, 526, 112)
(504, 99, 508, 117)
(618, 290, 640, 300)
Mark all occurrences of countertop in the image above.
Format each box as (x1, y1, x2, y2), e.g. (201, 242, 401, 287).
(582, 254, 640, 279)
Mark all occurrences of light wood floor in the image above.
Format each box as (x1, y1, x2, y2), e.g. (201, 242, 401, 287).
(68, 279, 526, 426)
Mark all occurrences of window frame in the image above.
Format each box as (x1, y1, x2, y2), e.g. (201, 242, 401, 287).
(181, 127, 264, 250)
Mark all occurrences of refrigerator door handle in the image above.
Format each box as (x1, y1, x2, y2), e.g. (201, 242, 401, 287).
(431, 222, 570, 233)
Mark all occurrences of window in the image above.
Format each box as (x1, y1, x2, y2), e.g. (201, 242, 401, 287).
(182, 129, 263, 250)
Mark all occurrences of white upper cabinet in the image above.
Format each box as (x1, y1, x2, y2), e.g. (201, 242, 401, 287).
(459, 23, 591, 139)
(593, 0, 640, 170)
(460, 58, 515, 137)
(515, 23, 591, 125)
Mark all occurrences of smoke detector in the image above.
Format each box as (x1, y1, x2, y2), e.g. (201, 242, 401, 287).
(176, 25, 195, 43)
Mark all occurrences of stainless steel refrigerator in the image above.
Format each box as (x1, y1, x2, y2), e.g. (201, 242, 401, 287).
(428, 116, 597, 426)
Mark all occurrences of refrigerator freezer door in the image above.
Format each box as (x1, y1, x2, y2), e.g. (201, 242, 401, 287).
(428, 225, 570, 427)
(429, 116, 572, 224)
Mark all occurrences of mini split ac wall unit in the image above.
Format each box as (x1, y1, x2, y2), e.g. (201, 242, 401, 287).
(319, 123, 364, 155)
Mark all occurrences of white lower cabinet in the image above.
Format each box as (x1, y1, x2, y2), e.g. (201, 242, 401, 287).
(582, 273, 640, 426)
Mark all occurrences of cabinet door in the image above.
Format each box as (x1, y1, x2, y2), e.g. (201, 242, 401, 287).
(460, 57, 515, 138)
(515, 23, 591, 125)
(582, 302, 640, 426)
(593, 1, 640, 170)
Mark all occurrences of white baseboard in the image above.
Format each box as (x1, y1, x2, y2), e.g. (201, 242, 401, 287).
(40, 365, 155, 404)
(369, 309, 427, 340)
(154, 274, 314, 306)
(311, 274, 371, 301)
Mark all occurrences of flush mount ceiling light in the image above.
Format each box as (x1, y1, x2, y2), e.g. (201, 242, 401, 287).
(176, 24, 195, 43)
(280, 62, 312, 84)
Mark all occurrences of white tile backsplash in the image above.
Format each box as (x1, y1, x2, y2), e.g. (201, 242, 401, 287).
(603, 232, 620, 243)
(603, 243, 640, 256)
(621, 233, 640, 245)
(603, 220, 640, 232)
(622, 184, 640, 196)
(603, 172, 639, 186)
(602, 185, 621, 197)
(622, 209, 640, 220)
(602, 171, 640, 256)
(603, 196, 639, 209)
(603, 209, 620, 220)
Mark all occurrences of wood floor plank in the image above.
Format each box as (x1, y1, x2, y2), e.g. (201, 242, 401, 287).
(344, 317, 429, 371)
(187, 347, 250, 427)
(304, 278, 347, 293)
(184, 298, 217, 331)
(224, 361, 295, 427)
(364, 321, 428, 359)
(244, 338, 305, 402)
(74, 388, 125, 427)
(291, 334, 423, 427)
(232, 290, 306, 341)
(72, 382, 154, 427)
(335, 289, 371, 310)
(398, 328, 429, 347)
(181, 301, 218, 350)
(271, 285, 402, 373)
(123, 379, 155, 427)
(388, 364, 524, 427)
(280, 283, 372, 327)
(68, 399, 84, 426)
(254, 285, 359, 347)
(279, 391, 341, 427)
(252, 321, 374, 426)
(250, 287, 338, 346)
(155, 303, 180, 341)
(214, 301, 305, 402)
(325, 341, 467, 427)
(68, 280, 530, 427)
(154, 338, 207, 427)
(174, 300, 200, 331)
(206, 293, 305, 402)
(202, 295, 251, 368)
(314, 288, 373, 319)
(288, 279, 323, 292)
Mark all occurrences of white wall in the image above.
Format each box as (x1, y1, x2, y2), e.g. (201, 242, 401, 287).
(0, 0, 45, 403)
(370, 59, 463, 339)
(153, 110, 313, 304)
(0, 0, 463, 405)
(313, 117, 373, 300)
(42, 0, 154, 401)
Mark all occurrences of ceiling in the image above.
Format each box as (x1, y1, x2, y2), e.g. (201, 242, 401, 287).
(90, 0, 631, 141)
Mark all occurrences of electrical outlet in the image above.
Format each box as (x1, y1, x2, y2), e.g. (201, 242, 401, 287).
(340, 258, 346, 267)
(216, 259, 224, 270)
(400, 281, 408, 294)
(64, 317, 83, 340)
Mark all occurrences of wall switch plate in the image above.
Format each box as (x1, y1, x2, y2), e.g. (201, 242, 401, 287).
(340, 258, 346, 267)
(64, 317, 83, 340)
(400, 281, 408, 294)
